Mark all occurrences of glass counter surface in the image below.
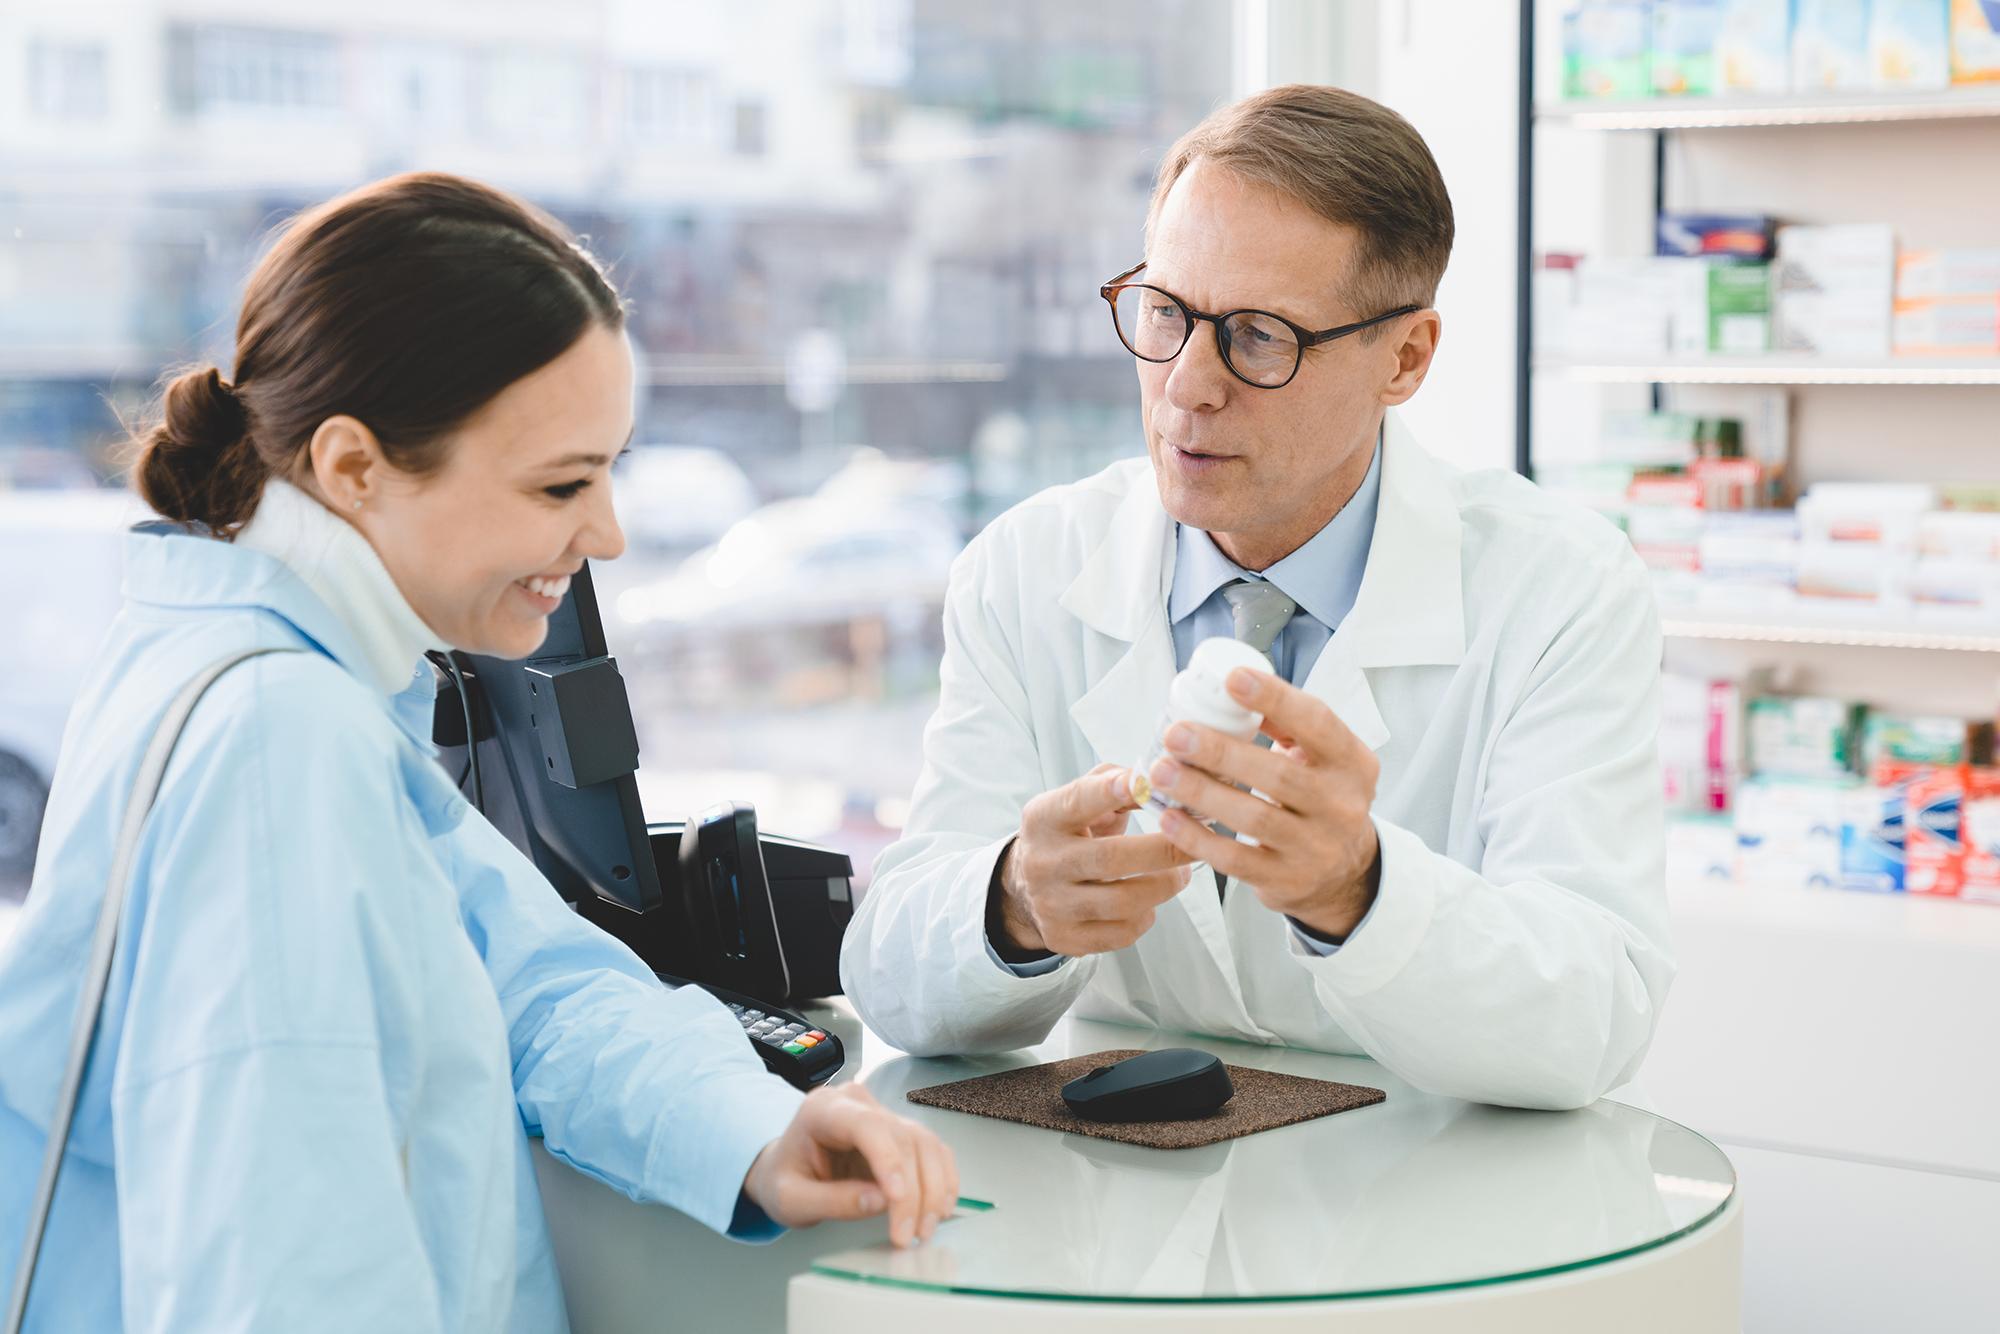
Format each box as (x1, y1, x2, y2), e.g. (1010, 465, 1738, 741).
(808, 1009, 1735, 1306)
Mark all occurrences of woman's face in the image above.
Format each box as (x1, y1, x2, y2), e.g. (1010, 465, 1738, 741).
(338, 324, 635, 658)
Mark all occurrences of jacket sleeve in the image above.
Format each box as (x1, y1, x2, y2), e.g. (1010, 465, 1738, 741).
(840, 535, 1099, 1055)
(1290, 554, 1675, 1111)
(444, 813, 802, 1238)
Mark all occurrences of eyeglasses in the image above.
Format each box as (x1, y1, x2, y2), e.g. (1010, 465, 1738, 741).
(1099, 262, 1420, 390)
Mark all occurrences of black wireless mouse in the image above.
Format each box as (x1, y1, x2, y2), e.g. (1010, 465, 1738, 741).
(1061, 1048, 1234, 1122)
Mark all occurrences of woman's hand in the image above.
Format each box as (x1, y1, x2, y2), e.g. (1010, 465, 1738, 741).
(741, 1082, 959, 1248)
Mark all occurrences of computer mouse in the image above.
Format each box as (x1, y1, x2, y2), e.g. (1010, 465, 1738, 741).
(1060, 1048, 1234, 1122)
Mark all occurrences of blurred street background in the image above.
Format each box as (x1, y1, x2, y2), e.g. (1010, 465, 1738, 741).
(0, 0, 1253, 902)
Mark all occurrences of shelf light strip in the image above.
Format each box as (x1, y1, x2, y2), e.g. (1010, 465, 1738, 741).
(1661, 620, 2000, 653)
(1536, 362, 2000, 387)
(1537, 95, 2000, 131)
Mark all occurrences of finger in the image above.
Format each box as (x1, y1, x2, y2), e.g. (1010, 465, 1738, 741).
(1061, 869, 1189, 923)
(778, 1176, 890, 1226)
(1146, 760, 1291, 839)
(1160, 723, 1306, 808)
(1072, 831, 1197, 882)
(1049, 767, 1138, 831)
(827, 1104, 919, 1247)
(914, 1129, 956, 1243)
(1082, 807, 1133, 840)
(1159, 807, 1280, 884)
(1226, 669, 1357, 761)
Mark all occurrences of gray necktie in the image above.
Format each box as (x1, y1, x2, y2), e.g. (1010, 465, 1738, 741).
(1211, 580, 1296, 895)
(1221, 579, 1297, 659)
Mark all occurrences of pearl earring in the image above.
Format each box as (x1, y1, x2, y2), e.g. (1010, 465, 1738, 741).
(352, 500, 363, 511)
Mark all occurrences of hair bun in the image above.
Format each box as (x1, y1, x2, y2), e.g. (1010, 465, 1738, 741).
(160, 366, 246, 455)
(133, 366, 265, 532)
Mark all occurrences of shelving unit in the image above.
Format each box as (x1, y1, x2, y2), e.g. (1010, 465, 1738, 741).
(1520, 13, 2000, 1312)
(1515, 1, 2000, 613)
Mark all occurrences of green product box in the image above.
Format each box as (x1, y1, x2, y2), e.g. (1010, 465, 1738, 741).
(1746, 696, 1865, 781)
(1565, 2, 1653, 99)
(1653, 0, 1725, 95)
(1863, 714, 1990, 768)
(1707, 262, 1771, 354)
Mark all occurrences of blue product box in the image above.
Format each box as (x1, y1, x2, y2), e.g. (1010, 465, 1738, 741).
(1718, 0, 1796, 92)
(1657, 212, 1778, 257)
(1794, 0, 1875, 90)
(1871, 0, 1952, 86)
(1840, 781, 1907, 891)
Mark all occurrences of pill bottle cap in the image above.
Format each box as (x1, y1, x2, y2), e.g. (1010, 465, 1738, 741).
(1168, 638, 1273, 735)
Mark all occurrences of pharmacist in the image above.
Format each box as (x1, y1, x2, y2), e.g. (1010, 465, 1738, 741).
(841, 85, 1673, 1112)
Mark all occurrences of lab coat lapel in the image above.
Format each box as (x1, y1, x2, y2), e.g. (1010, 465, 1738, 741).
(1301, 415, 1467, 747)
(1059, 475, 1256, 1020)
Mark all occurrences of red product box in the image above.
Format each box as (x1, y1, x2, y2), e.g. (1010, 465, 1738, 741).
(1903, 763, 1968, 898)
(1690, 458, 1764, 512)
(1962, 767, 2000, 904)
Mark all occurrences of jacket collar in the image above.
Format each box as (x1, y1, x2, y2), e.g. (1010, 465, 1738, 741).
(122, 522, 439, 748)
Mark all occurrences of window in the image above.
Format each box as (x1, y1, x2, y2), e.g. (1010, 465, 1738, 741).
(27, 40, 109, 123)
(623, 67, 719, 147)
(168, 25, 342, 116)
(0, 0, 1245, 902)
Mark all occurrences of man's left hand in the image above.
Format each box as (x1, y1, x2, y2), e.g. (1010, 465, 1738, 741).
(1147, 667, 1381, 941)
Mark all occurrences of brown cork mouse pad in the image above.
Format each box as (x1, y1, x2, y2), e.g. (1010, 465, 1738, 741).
(906, 1049, 1386, 1149)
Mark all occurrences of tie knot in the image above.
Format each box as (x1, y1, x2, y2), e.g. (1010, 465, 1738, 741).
(1220, 579, 1297, 656)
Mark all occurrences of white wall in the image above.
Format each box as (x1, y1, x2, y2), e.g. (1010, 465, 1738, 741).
(1357, 0, 1523, 474)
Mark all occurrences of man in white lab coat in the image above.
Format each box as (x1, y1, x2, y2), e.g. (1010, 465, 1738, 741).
(840, 85, 1671, 1111)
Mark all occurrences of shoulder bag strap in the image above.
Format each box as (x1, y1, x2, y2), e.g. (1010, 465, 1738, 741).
(4, 647, 300, 1334)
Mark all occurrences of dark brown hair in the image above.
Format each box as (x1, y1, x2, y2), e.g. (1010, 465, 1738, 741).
(133, 171, 625, 534)
(1148, 84, 1455, 318)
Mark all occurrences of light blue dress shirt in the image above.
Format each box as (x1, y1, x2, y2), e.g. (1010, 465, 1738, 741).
(994, 441, 1384, 975)
(0, 524, 802, 1332)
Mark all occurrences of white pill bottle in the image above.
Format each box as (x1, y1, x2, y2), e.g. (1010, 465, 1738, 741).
(1128, 637, 1273, 814)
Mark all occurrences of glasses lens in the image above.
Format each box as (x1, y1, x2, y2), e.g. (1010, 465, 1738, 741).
(1112, 285, 1190, 362)
(1220, 310, 1302, 386)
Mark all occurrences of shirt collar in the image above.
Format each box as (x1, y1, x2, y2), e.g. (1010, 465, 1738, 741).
(1168, 436, 1383, 632)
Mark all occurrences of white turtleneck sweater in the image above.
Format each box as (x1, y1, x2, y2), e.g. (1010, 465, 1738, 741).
(234, 478, 449, 694)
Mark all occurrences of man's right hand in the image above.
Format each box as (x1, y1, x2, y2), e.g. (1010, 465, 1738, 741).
(992, 763, 1196, 958)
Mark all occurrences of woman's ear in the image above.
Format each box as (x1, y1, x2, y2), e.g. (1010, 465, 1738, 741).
(1378, 310, 1442, 408)
(306, 415, 388, 512)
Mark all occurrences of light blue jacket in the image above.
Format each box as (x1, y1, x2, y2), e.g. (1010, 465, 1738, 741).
(0, 523, 802, 1332)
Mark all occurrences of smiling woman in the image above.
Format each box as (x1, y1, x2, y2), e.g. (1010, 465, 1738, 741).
(0, 169, 956, 1334)
(131, 172, 634, 659)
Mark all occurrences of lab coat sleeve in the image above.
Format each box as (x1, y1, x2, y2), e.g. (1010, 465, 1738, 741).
(840, 535, 1099, 1055)
(447, 815, 803, 1237)
(1291, 554, 1675, 1111)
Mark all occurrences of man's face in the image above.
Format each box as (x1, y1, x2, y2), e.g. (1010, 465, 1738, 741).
(1136, 158, 1432, 569)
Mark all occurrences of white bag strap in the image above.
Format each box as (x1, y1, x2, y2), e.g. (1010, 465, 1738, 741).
(5, 647, 300, 1334)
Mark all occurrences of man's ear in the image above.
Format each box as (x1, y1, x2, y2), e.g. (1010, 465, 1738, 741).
(306, 415, 388, 512)
(1378, 310, 1441, 408)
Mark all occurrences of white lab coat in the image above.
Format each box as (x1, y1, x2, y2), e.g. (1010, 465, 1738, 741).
(840, 417, 1673, 1111)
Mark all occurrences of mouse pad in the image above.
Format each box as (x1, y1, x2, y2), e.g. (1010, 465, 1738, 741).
(906, 1049, 1385, 1150)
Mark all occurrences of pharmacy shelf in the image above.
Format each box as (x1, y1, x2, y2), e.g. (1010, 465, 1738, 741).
(1660, 617, 2000, 653)
(1534, 356, 2000, 386)
(1536, 85, 2000, 131)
